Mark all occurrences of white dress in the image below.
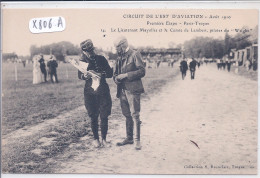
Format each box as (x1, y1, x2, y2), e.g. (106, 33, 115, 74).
(33, 57, 43, 84)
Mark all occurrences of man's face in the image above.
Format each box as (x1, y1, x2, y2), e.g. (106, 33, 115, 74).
(115, 44, 125, 56)
(83, 50, 94, 59)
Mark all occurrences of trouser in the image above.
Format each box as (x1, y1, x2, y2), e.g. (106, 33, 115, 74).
(227, 64, 231, 72)
(120, 89, 141, 141)
(41, 69, 47, 82)
(42, 71, 47, 81)
(50, 72, 58, 83)
(190, 70, 195, 79)
(181, 71, 186, 80)
(84, 87, 112, 140)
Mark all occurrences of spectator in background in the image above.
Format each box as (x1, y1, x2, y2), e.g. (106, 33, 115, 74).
(222, 57, 226, 70)
(39, 55, 47, 82)
(217, 59, 221, 70)
(246, 59, 252, 71)
(197, 60, 200, 69)
(180, 58, 188, 80)
(253, 59, 257, 71)
(47, 55, 59, 83)
(170, 59, 174, 68)
(227, 58, 232, 72)
(22, 60, 26, 67)
(33, 55, 43, 84)
(189, 58, 197, 80)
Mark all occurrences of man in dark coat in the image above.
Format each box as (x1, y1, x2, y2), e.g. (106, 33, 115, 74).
(39, 55, 47, 82)
(227, 57, 232, 72)
(113, 36, 145, 150)
(78, 39, 113, 148)
(47, 56, 59, 83)
(189, 58, 197, 80)
(180, 58, 188, 80)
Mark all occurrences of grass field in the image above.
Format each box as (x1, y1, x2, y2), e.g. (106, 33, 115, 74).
(2, 62, 178, 135)
(2, 62, 180, 173)
(2, 63, 86, 135)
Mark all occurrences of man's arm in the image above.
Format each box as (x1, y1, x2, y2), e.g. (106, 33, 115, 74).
(113, 59, 120, 83)
(101, 57, 113, 78)
(78, 70, 84, 80)
(78, 59, 91, 80)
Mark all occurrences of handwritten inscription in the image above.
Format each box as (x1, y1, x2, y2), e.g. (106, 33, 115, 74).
(29, 16, 66, 34)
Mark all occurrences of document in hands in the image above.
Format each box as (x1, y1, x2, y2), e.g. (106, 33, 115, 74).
(68, 58, 100, 91)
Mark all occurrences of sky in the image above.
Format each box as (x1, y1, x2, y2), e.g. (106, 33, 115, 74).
(2, 8, 258, 56)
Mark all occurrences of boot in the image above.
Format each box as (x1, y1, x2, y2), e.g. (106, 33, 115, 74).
(116, 117, 134, 146)
(135, 120, 141, 150)
(126, 116, 133, 140)
(93, 139, 101, 148)
(135, 140, 141, 150)
(116, 138, 134, 146)
(101, 139, 111, 148)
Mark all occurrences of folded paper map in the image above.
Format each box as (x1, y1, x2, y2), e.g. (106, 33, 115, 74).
(68, 58, 101, 91)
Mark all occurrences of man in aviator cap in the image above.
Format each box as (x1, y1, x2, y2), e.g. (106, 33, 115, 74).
(78, 39, 113, 148)
(113, 36, 146, 150)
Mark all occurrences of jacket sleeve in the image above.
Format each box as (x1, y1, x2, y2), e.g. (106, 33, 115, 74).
(113, 59, 119, 75)
(113, 59, 119, 82)
(78, 59, 90, 80)
(126, 51, 146, 81)
(101, 57, 113, 78)
(78, 70, 85, 80)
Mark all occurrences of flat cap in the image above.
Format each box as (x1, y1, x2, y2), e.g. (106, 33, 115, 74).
(80, 39, 94, 52)
(114, 36, 128, 47)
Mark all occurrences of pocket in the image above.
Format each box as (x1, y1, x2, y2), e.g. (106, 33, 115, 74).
(125, 62, 136, 72)
(125, 80, 144, 93)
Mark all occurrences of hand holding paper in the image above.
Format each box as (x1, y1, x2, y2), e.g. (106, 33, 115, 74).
(68, 58, 101, 91)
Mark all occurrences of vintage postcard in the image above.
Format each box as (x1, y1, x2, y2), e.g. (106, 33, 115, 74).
(1, 1, 259, 176)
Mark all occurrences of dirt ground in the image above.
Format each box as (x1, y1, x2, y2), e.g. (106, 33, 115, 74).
(2, 63, 257, 175)
(54, 64, 257, 174)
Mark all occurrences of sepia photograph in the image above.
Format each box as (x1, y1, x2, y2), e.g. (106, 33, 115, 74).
(1, 2, 259, 176)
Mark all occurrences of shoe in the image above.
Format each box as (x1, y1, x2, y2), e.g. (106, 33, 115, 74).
(101, 139, 111, 148)
(116, 138, 134, 146)
(135, 140, 142, 150)
(93, 139, 101, 148)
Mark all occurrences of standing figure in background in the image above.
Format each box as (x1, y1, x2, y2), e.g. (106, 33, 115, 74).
(113, 36, 146, 150)
(168, 60, 171, 67)
(222, 58, 226, 70)
(170, 59, 174, 68)
(227, 58, 232, 72)
(79, 39, 113, 148)
(47, 55, 59, 83)
(245, 59, 252, 71)
(33, 55, 43, 84)
(39, 55, 47, 82)
(156, 60, 161, 68)
(253, 59, 257, 71)
(180, 58, 188, 80)
(22, 60, 26, 67)
(189, 58, 197, 80)
(217, 59, 221, 70)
